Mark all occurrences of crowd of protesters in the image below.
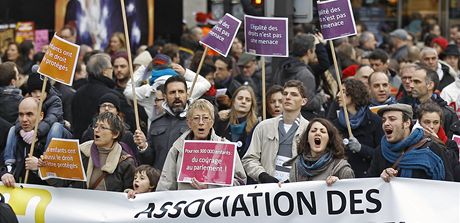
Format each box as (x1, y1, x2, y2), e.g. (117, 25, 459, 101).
(0, 15, 460, 198)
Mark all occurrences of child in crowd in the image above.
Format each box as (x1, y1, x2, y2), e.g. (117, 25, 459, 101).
(125, 165, 160, 199)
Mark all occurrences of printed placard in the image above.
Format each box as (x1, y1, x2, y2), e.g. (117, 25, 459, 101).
(178, 140, 237, 186)
(39, 138, 86, 181)
(38, 34, 80, 86)
(244, 15, 288, 57)
(451, 135, 460, 162)
(200, 13, 242, 57)
(317, 0, 357, 40)
(15, 21, 35, 43)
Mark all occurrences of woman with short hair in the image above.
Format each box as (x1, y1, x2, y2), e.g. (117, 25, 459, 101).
(157, 99, 247, 190)
(78, 112, 136, 192)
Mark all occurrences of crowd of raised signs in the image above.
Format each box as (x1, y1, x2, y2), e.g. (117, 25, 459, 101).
(0, 16, 459, 197)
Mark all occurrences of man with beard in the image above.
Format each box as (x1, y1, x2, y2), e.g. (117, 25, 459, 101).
(368, 103, 453, 182)
(133, 76, 190, 170)
(112, 51, 131, 91)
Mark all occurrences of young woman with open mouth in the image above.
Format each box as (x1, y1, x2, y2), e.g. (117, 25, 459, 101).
(288, 118, 354, 185)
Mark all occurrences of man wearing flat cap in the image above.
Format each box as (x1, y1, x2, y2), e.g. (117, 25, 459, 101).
(368, 103, 454, 182)
(235, 53, 262, 102)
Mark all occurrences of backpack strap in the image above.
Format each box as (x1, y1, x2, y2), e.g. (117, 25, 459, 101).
(89, 153, 132, 189)
(391, 138, 430, 169)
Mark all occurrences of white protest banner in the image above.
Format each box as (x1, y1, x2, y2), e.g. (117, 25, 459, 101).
(178, 140, 237, 186)
(1, 178, 459, 223)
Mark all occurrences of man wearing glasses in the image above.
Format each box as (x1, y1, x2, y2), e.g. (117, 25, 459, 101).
(72, 53, 118, 140)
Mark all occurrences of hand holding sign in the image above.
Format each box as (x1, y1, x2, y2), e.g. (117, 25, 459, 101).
(317, 0, 357, 40)
(178, 140, 237, 186)
(37, 34, 80, 86)
(244, 15, 288, 57)
(39, 138, 86, 181)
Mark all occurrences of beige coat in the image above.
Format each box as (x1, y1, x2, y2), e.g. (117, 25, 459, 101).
(156, 129, 247, 191)
(242, 115, 309, 182)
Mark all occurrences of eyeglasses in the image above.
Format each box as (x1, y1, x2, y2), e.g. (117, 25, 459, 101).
(92, 124, 111, 131)
(100, 103, 116, 109)
(191, 116, 211, 124)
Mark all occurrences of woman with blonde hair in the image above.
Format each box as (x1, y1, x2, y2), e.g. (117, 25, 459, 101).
(215, 86, 259, 158)
(106, 32, 126, 56)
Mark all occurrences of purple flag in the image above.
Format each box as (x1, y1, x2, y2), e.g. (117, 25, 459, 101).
(200, 13, 242, 57)
(318, 0, 357, 40)
(244, 15, 288, 57)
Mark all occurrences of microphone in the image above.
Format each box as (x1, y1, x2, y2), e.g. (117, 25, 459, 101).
(31, 64, 39, 73)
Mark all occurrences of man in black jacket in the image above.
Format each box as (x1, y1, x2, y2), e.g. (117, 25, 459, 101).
(368, 103, 454, 182)
(0, 62, 23, 125)
(419, 47, 455, 92)
(133, 75, 190, 170)
(411, 64, 457, 135)
(1, 98, 48, 187)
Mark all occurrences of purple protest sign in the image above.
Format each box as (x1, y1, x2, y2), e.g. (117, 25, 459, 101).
(244, 15, 288, 57)
(200, 13, 241, 57)
(318, 0, 357, 40)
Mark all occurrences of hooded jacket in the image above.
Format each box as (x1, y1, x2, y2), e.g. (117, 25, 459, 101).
(0, 86, 22, 124)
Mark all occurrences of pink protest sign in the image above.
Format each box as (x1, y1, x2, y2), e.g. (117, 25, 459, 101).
(178, 140, 237, 186)
(452, 135, 460, 162)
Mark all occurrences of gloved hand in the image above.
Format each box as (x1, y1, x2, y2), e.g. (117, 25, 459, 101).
(347, 137, 361, 153)
(258, 172, 279, 183)
(20, 130, 35, 145)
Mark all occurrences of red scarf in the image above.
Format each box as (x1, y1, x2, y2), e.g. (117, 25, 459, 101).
(437, 127, 448, 144)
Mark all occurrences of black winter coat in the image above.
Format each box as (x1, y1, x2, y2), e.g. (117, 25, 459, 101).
(332, 106, 384, 177)
(0, 86, 22, 124)
(139, 111, 189, 170)
(368, 137, 454, 181)
(72, 75, 116, 140)
(214, 117, 257, 158)
(0, 129, 47, 185)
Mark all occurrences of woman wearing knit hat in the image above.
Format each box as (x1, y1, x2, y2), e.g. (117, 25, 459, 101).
(81, 91, 139, 164)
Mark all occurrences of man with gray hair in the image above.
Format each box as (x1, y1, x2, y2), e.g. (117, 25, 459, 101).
(419, 47, 455, 91)
(72, 53, 118, 139)
(358, 31, 377, 53)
